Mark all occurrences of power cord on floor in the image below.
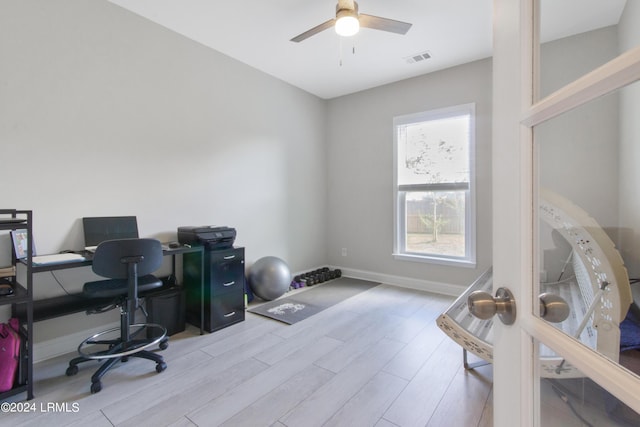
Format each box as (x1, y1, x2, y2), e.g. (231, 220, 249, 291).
(546, 379, 594, 427)
(50, 270, 73, 296)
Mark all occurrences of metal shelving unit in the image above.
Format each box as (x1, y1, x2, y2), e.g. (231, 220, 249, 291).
(0, 209, 33, 401)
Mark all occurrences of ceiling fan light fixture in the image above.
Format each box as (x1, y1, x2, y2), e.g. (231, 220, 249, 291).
(290, 0, 411, 43)
(335, 9, 359, 37)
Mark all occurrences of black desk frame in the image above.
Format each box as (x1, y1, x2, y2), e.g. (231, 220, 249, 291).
(14, 245, 205, 334)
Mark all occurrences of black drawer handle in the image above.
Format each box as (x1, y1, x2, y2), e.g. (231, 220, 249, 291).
(223, 281, 235, 287)
(223, 255, 236, 260)
(224, 311, 236, 318)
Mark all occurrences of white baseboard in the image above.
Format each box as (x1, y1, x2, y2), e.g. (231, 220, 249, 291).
(331, 266, 466, 297)
(33, 321, 119, 363)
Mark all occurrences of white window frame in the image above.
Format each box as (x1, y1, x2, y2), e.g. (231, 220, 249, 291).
(392, 103, 476, 267)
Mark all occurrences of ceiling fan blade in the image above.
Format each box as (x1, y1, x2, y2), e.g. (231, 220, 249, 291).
(290, 18, 336, 43)
(359, 14, 412, 35)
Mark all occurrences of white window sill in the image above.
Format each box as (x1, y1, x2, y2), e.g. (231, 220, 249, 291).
(393, 252, 476, 268)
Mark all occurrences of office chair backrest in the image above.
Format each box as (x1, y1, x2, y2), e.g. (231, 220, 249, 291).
(92, 238, 163, 279)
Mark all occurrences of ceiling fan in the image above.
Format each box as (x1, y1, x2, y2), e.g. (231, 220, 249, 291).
(290, 0, 412, 43)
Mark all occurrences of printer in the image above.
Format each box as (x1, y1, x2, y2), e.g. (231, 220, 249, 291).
(177, 226, 236, 250)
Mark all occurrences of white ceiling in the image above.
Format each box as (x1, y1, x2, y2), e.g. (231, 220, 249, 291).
(108, 0, 627, 99)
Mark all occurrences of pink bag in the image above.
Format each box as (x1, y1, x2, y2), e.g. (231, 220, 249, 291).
(0, 318, 21, 392)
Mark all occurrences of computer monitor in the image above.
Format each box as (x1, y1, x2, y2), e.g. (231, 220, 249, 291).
(82, 216, 139, 248)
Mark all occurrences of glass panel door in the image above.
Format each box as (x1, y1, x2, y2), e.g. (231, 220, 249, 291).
(531, 2, 640, 425)
(535, 80, 640, 427)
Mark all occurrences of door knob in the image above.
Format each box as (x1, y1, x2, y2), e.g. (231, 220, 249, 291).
(467, 288, 570, 326)
(467, 287, 516, 325)
(539, 293, 570, 323)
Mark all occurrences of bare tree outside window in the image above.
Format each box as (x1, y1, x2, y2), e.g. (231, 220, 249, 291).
(394, 105, 475, 264)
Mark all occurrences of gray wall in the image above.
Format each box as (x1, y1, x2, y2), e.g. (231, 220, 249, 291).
(2, 0, 635, 358)
(536, 26, 621, 280)
(0, 0, 327, 350)
(538, 26, 620, 229)
(618, 1, 640, 279)
(325, 59, 493, 289)
(324, 25, 627, 290)
(537, 18, 640, 281)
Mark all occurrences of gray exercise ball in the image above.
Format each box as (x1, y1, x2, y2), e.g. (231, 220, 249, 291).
(248, 256, 291, 301)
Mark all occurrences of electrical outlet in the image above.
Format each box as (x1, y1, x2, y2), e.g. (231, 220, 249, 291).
(341, 248, 347, 257)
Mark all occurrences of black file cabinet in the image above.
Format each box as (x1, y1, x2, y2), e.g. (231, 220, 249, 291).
(183, 247, 245, 333)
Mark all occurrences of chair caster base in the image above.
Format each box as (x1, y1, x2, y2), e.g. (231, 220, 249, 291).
(66, 365, 79, 376)
(159, 338, 168, 350)
(90, 381, 102, 394)
(156, 361, 167, 373)
(78, 323, 167, 359)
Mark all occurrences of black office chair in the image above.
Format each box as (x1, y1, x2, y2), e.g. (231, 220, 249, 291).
(66, 238, 168, 393)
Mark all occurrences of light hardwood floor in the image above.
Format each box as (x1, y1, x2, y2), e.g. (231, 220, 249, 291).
(3, 282, 495, 427)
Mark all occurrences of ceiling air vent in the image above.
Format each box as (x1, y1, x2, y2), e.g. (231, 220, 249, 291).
(405, 51, 431, 64)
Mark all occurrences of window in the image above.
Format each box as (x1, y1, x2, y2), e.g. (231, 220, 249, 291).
(393, 104, 476, 266)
